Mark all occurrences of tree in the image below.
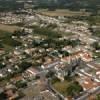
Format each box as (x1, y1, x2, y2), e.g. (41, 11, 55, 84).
(0, 63, 6, 69)
(0, 43, 3, 48)
(0, 92, 7, 100)
(19, 62, 32, 71)
(66, 81, 83, 96)
(33, 27, 61, 38)
(92, 42, 100, 50)
(16, 80, 27, 88)
(46, 70, 55, 78)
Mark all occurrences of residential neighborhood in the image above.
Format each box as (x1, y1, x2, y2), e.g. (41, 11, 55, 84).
(0, 1, 100, 100)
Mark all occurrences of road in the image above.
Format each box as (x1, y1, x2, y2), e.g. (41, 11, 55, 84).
(75, 86, 100, 100)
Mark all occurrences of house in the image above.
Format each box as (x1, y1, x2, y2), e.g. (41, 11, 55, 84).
(4, 87, 19, 100)
(77, 77, 99, 91)
(40, 90, 59, 100)
(0, 48, 5, 55)
(79, 52, 93, 62)
(23, 67, 39, 79)
(41, 60, 61, 69)
(62, 50, 93, 63)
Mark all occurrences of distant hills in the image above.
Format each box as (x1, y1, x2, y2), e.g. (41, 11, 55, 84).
(34, 0, 100, 9)
(0, 0, 100, 11)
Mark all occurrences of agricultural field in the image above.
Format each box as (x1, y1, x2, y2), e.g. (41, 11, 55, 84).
(0, 24, 19, 32)
(37, 9, 91, 17)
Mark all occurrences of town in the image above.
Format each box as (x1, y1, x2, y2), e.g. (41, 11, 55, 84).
(0, 4, 100, 100)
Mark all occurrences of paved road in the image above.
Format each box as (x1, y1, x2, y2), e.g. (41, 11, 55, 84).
(75, 86, 100, 100)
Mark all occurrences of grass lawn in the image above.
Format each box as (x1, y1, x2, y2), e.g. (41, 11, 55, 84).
(93, 52, 100, 58)
(51, 76, 83, 97)
(62, 32, 75, 36)
(2, 44, 13, 51)
(93, 31, 100, 37)
(87, 16, 100, 25)
(96, 94, 100, 100)
(53, 79, 71, 96)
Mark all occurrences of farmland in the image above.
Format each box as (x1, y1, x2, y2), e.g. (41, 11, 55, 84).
(0, 24, 19, 33)
(37, 9, 91, 17)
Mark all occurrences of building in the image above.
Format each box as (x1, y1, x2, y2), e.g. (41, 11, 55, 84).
(23, 67, 39, 79)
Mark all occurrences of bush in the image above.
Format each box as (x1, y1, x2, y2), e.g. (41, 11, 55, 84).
(19, 62, 32, 71)
(16, 80, 27, 88)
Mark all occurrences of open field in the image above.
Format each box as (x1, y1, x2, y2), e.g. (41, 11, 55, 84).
(37, 9, 91, 17)
(0, 24, 20, 32)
